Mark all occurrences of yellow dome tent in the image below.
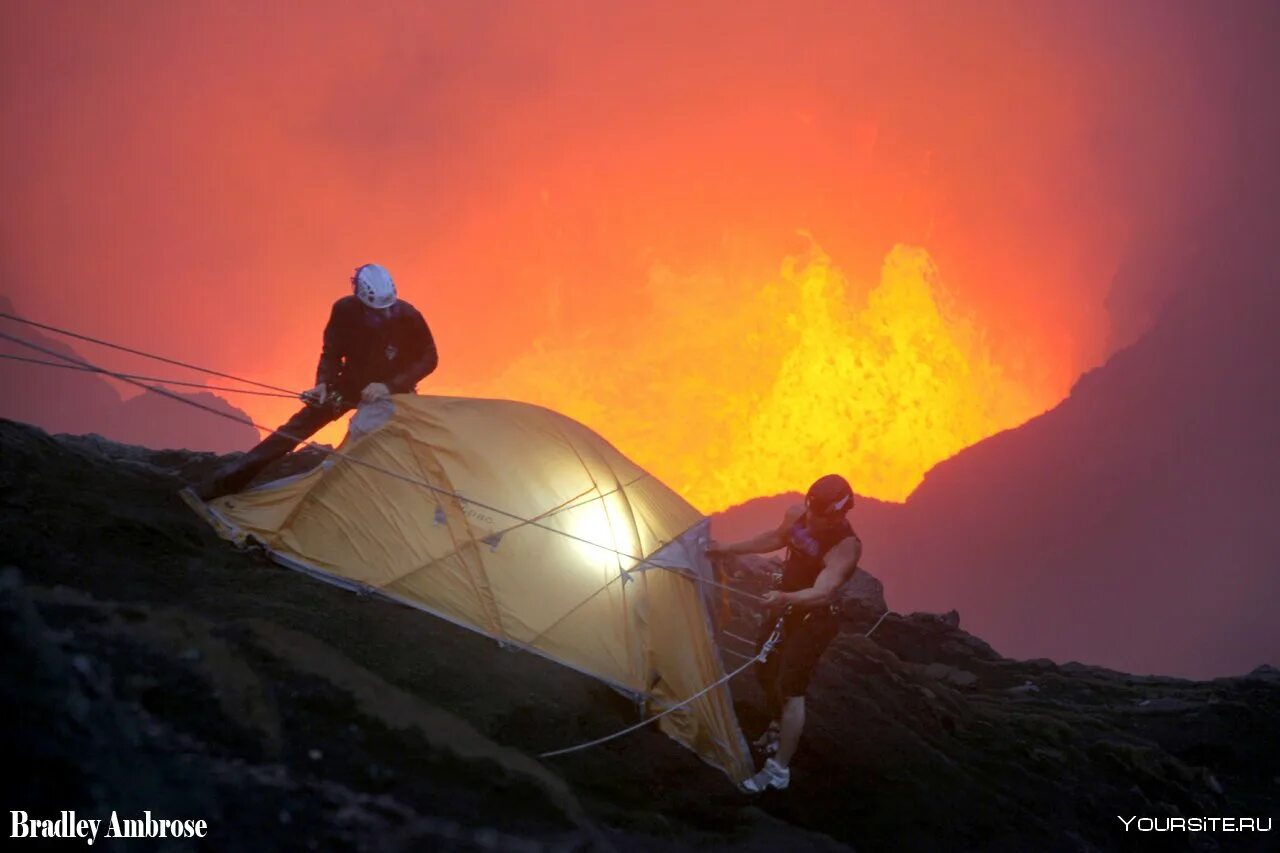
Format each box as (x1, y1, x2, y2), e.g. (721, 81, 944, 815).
(190, 394, 754, 783)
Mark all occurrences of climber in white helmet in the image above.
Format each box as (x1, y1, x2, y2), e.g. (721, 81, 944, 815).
(188, 263, 438, 501)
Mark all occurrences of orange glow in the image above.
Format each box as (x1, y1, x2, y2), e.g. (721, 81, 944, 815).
(3, 3, 1233, 507)
(447, 239, 1053, 511)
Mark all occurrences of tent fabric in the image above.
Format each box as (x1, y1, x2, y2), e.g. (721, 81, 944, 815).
(199, 394, 754, 783)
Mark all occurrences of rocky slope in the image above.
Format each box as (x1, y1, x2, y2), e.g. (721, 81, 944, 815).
(2, 418, 1276, 851)
(0, 294, 260, 453)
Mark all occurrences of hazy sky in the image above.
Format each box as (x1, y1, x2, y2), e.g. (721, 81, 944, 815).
(2, 1, 1266, 504)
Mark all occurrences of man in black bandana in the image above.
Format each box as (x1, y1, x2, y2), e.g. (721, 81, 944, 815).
(188, 263, 438, 502)
(707, 473, 862, 792)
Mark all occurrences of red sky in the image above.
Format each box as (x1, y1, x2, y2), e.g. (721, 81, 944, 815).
(0, 1, 1248, 508)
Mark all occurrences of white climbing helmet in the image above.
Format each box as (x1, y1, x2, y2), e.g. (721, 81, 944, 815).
(351, 263, 398, 310)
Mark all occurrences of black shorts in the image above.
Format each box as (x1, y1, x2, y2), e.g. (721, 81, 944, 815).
(756, 606, 839, 699)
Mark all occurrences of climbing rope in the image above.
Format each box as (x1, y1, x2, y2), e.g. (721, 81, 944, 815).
(863, 607, 892, 639)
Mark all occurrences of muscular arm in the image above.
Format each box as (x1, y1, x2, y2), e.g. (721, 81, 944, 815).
(708, 507, 801, 556)
(774, 536, 861, 608)
(387, 310, 439, 393)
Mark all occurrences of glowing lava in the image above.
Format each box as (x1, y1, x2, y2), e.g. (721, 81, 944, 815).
(453, 239, 1053, 512)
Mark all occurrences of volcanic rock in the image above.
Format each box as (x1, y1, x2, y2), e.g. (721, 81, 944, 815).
(3, 417, 1278, 852)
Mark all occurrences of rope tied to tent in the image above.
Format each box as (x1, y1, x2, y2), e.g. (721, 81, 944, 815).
(539, 619, 786, 759)
(0, 321, 767, 605)
(4, 311, 905, 770)
(539, 607, 894, 760)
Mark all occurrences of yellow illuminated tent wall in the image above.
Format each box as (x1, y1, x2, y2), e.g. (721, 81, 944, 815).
(196, 394, 753, 783)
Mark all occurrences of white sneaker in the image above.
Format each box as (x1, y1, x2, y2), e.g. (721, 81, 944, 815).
(740, 758, 790, 793)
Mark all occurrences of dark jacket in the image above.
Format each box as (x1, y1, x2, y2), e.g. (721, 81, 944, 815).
(315, 296, 438, 401)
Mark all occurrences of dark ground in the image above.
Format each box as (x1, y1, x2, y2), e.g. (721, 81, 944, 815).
(1, 418, 1276, 851)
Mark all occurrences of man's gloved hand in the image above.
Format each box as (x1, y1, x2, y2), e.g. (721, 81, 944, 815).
(301, 382, 328, 405)
(361, 382, 391, 404)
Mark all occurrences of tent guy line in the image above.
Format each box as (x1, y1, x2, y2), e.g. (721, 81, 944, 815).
(539, 619, 786, 759)
(0, 324, 764, 604)
(539, 604, 893, 760)
(0, 311, 303, 396)
(3, 314, 901, 768)
(0, 352, 300, 398)
(479, 471, 651, 545)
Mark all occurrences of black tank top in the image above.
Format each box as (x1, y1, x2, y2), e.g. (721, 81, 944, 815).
(779, 516, 857, 592)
